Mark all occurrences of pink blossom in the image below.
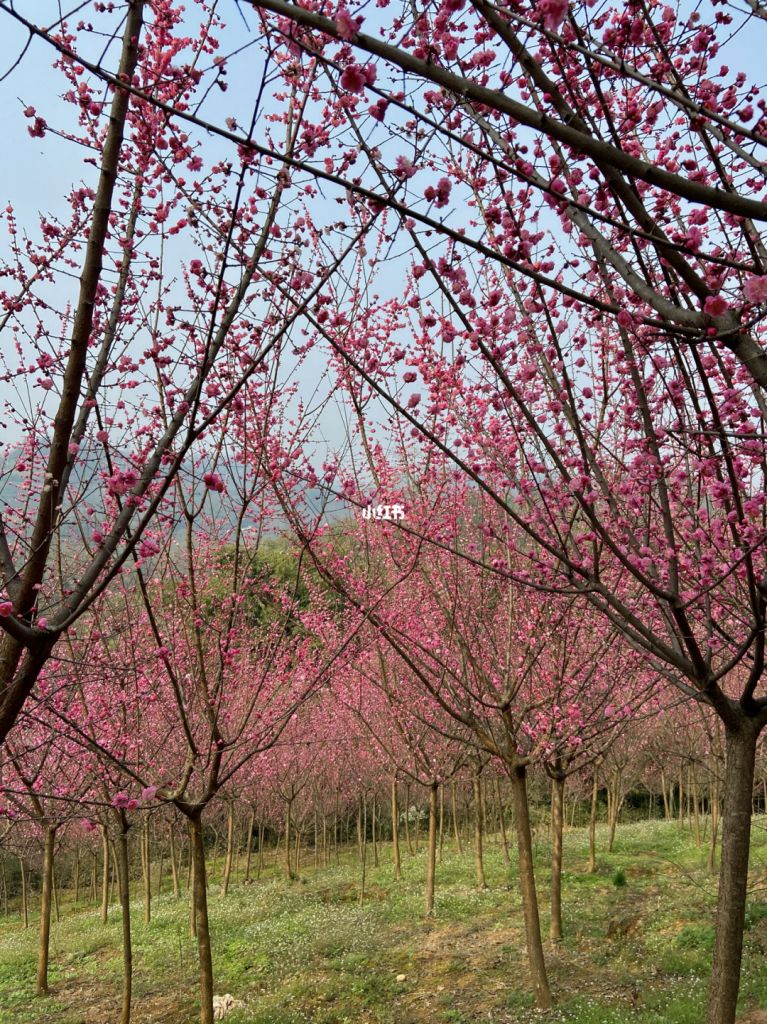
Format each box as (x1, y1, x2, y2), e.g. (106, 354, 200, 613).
(403, 371, 418, 383)
(703, 294, 730, 317)
(394, 156, 416, 180)
(111, 792, 131, 809)
(744, 275, 767, 304)
(340, 62, 376, 93)
(424, 177, 452, 208)
(0, 601, 13, 617)
(203, 471, 226, 493)
(407, 392, 421, 408)
(616, 310, 634, 329)
(81, 818, 97, 832)
(141, 785, 159, 802)
(368, 99, 388, 122)
(537, 0, 568, 32)
(336, 5, 362, 40)
(340, 64, 366, 93)
(138, 537, 160, 559)
(106, 468, 139, 496)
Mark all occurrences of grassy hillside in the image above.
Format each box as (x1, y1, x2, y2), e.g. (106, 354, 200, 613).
(2, 819, 767, 1023)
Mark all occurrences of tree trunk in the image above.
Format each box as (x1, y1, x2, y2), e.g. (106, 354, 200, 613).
(359, 796, 367, 908)
(189, 822, 197, 940)
(222, 803, 235, 896)
(588, 770, 599, 874)
(170, 827, 180, 898)
(356, 798, 363, 863)
(414, 793, 420, 853)
(100, 825, 110, 924)
(473, 768, 487, 889)
(391, 778, 402, 880)
(142, 819, 151, 924)
(73, 848, 80, 904)
(438, 784, 445, 863)
(20, 857, 28, 928)
(36, 826, 56, 996)
(607, 770, 622, 852)
(550, 774, 565, 942)
(285, 798, 293, 880)
(425, 781, 438, 917)
(257, 825, 265, 880)
(510, 764, 552, 1010)
(115, 813, 132, 1024)
(334, 790, 340, 866)
(404, 784, 413, 855)
(706, 720, 759, 1024)
(190, 815, 214, 1024)
(209, 830, 219, 889)
(451, 782, 463, 854)
(708, 775, 720, 875)
(244, 809, 255, 882)
(495, 777, 511, 864)
(691, 766, 702, 846)
(110, 842, 117, 904)
(660, 770, 671, 820)
(372, 794, 379, 868)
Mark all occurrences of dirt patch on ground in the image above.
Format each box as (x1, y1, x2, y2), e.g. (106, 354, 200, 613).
(51, 978, 197, 1023)
(393, 916, 527, 1022)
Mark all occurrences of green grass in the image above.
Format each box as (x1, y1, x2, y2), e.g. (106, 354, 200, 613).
(2, 817, 767, 1022)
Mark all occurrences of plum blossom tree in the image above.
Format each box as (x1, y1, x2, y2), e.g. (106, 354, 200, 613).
(333, 644, 470, 914)
(0, 0, 374, 749)
(33, 490, 353, 1024)
(281, 462, 654, 1006)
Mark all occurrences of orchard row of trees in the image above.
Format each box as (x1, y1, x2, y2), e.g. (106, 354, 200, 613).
(3, 622, 766, 1017)
(1, 1, 767, 1023)
(0, 502, 759, 1022)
